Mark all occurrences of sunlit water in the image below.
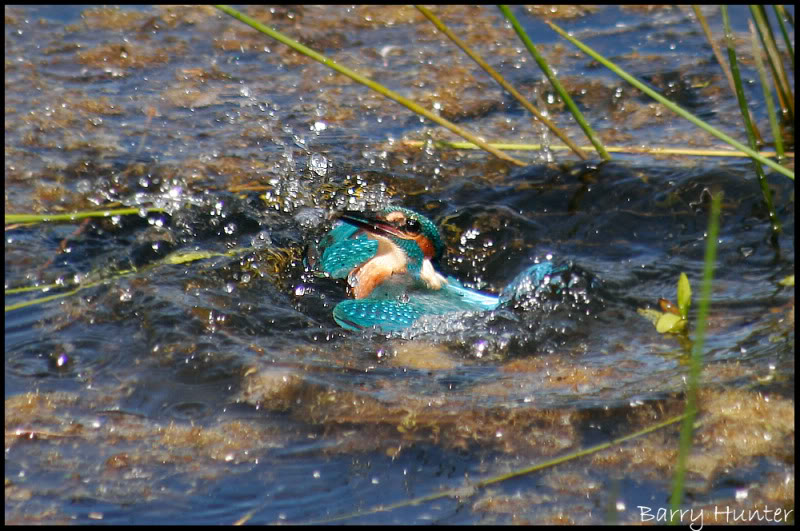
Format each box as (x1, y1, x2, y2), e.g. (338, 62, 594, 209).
(5, 5, 793, 525)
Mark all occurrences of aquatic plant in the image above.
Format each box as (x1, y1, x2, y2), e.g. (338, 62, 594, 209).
(4, 6, 792, 524)
(211, 6, 792, 523)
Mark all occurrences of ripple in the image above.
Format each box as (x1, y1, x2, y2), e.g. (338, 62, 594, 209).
(5, 324, 130, 385)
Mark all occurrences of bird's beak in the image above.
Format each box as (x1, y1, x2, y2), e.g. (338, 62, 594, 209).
(338, 211, 411, 240)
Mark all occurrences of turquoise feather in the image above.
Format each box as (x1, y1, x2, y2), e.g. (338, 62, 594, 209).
(317, 207, 568, 332)
(332, 262, 565, 332)
(332, 273, 500, 331)
(321, 235, 378, 279)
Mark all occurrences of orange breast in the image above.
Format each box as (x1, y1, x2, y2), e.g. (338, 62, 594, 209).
(349, 257, 405, 299)
(412, 234, 436, 259)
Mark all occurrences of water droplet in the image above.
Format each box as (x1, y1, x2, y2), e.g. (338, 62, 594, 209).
(251, 231, 272, 249)
(309, 153, 328, 176)
(75, 179, 92, 194)
(473, 339, 488, 358)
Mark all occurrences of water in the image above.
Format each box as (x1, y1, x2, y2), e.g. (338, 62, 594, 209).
(5, 5, 794, 525)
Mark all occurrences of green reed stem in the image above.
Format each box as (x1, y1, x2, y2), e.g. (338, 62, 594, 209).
(5, 207, 166, 225)
(497, 5, 611, 161)
(692, 6, 762, 142)
(214, 5, 527, 167)
(4, 247, 252, 312)
(403, 139, 790, 158)
(296, 413, 687, 525)
(668, 191, 722, 519)
(415, 5, 589, 161)
(545, 20, 794, 180)
(750, 21, 785, 161)
(722, 7, 780, 234)
(773, 6, 794, 72)
(750, 5, 794, 121)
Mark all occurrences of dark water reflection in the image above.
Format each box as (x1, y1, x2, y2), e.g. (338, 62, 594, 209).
(5, 5, 793, 525)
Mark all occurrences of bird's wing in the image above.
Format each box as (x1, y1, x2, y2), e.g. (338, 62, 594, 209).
(319, 224, 378, 278)
(439, 278, 500, 312)
(333, 299, 423, 331)
(332, 276, 500, 331)
(498, 261, 569, 304)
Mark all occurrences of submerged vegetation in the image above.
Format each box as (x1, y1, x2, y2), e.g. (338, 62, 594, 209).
(211, 4, 797, 521)
(5, 5, 794, 525)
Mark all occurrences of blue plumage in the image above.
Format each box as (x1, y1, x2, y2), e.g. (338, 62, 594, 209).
(316, 207, 568, 332)
(320, 233, 378, 278)
(332, 273, 501, 331)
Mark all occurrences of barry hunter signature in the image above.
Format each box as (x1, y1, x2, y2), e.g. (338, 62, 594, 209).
(637, 505, 793, 529)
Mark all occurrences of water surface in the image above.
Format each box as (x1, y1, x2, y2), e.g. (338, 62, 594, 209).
(5, 5, 794, 525)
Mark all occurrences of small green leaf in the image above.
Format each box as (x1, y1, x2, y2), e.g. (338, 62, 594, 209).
(677, 272, 692, 319)
(778, 274, 794, 287)
(656, 313, 686, 334)
(671, 318, 688, 334)
(637, 307, 662, 326)
(164, 250, 219, 265)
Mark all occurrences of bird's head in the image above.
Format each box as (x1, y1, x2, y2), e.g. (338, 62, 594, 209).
(338, 206, 444, 270)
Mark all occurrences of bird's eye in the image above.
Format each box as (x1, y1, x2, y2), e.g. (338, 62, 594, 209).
(405, 218, 421, 234)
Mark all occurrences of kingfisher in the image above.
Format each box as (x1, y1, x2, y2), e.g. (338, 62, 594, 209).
(315, 206, 570, 333)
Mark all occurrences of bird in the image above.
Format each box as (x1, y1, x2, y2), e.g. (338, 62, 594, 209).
(316, 206, 566, 332)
